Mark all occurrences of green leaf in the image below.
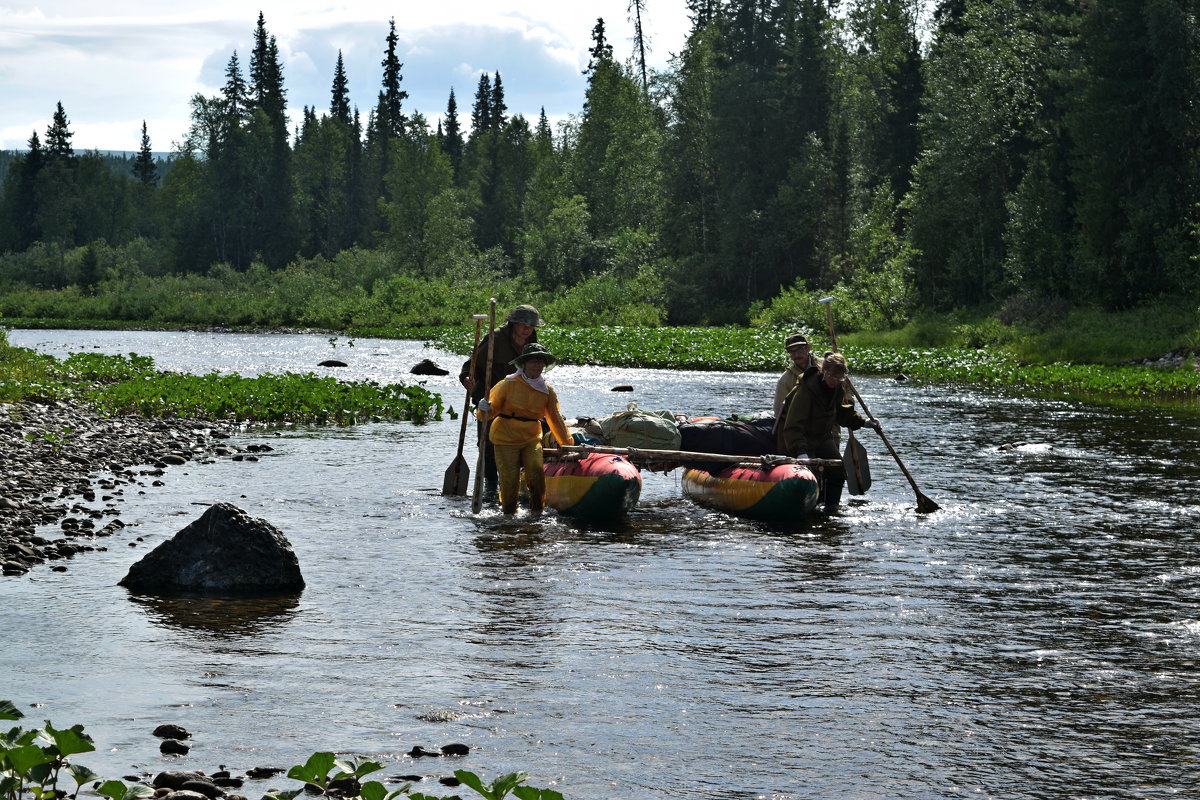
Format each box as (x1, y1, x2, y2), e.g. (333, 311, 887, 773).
(5, 743, 52, 775)
(96, 780, 129, 800)
(67, 763, 101, 786)
(0, 701, 23, 721)
(489, 772, 528, 799)
(287, 752, 336, 787)
(123, 783, 155, 800)
(452, 770, 490, 799)
(513, 788, 563, 800)
(46, 723, 95, 757)
(346, 758, 384, 779)
(261, 790, 303, 800)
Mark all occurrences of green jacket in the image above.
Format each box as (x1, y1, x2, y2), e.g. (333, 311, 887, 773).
(777, 366, 866, 456)
(459, 322, 538, 404)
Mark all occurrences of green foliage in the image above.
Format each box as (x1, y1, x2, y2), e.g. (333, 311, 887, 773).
(1, 704, 553, 800)
(0, 346, 442, 423)
(261, 752, 561, 800)
(0, 701, 123, 800)
(83, 370, 442, 424)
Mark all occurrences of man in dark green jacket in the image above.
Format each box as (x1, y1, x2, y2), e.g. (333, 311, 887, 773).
(777, 352, 880, 511)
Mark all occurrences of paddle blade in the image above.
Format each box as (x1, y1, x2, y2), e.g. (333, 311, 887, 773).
(843, 434, 872, 495)
(442, 455, 470, 495)
(916, 492, 940, 513)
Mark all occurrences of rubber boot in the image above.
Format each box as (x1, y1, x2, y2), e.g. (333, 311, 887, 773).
(823, 474, 844, 513)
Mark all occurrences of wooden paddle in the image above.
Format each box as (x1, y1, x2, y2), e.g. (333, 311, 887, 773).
(471, 298, 498, 514)
(819, 296, 940, 513)
(442, 314, 486, 495)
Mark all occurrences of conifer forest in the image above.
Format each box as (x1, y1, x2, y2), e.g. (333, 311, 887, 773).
(1, 1, 1196, 327)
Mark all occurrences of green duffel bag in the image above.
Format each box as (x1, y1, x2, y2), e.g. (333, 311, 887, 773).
(599, 405, 682, 450)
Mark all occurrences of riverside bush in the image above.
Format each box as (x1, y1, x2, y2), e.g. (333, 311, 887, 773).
(0, 346, 443, 423)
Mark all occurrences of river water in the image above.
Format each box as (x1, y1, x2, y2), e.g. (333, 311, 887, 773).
(3, 329, 1199, 800)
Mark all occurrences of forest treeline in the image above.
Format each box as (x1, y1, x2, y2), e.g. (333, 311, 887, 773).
(0, 0, 1196, 331)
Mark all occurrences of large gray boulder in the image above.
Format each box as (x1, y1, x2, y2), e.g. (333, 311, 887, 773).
(120, 503, 304, 594)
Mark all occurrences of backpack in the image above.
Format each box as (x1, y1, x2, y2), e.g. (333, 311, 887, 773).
(599, 404, 682, 450)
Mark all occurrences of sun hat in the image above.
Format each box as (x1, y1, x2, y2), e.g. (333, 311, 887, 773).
(507, 304, 544, 327)
(785, 333, 809, 351)
(511, 342, 557, 367)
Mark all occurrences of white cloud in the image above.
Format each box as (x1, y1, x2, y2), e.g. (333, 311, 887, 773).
(0, 0, 691, 151)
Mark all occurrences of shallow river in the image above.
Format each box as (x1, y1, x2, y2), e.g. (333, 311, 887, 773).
(4, 329, 1200, 799)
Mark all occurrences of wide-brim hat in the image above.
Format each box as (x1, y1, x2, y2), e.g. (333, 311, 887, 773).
(511, 342, 557, 367)
(507, 304, 544, 327)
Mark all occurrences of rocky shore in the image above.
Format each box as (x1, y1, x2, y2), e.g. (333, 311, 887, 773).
(1, 399, 247, 577)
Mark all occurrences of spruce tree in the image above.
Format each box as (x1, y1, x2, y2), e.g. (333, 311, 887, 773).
(586, 18, 614, 74)
(442, 88, 464, 175)
(223, 52, 249, 126)
(6, 131, 43, 249)
(377, 18, 408, 139)
(331, 50, 351, 123)
(471, 73, 492, 133)
(250, 12, 287, 123)
(490, 73, 507, 130)
(133, 121, 158, 186)
(45, 101, 74, 159)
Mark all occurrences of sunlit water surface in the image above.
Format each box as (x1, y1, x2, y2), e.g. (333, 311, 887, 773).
(4, 330, 1200, 799)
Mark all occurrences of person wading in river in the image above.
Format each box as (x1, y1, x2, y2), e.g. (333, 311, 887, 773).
(773, 332, 818, 418)
(777, 352, 881, 512)
(459, 304, 541, 497)
(477, 343, 572, 516)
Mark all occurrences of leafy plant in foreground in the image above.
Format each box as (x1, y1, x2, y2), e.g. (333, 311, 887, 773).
(263, 751, 563, 800)
(0, 701, 150, 800)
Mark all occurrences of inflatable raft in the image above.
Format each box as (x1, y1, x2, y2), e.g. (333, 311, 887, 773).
(544, 452, 642, 520)
(682, 462, 819, 521)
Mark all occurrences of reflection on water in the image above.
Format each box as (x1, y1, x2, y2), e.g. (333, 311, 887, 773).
(4, 329, 1200, 799)
(127, 592, 301, 637)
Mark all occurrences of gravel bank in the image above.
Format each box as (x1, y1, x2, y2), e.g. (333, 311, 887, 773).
(1, 399, 245, 576)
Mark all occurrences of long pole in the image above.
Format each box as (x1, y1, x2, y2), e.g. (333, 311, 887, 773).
(545, 444, 841, 469)
(471, 298, 498, 514)
(819, 297, 940, 513)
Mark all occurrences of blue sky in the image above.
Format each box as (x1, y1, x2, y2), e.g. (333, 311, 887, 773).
(0, 0, 691, 152)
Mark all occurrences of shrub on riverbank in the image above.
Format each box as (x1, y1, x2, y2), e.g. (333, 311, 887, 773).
(0, 342, 442, 424)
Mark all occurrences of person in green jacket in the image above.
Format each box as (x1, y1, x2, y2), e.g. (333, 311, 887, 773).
(777, 352, 881, 511)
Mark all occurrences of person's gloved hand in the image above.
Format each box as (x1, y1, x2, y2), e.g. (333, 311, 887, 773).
(865, 418, 882, 433)
(477, 399, 492, 413)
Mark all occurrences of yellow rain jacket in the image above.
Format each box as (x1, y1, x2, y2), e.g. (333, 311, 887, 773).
(486, 373, 571, 447)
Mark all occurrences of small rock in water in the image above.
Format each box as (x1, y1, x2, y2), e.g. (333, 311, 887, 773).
(318, 360, 348, 368)
(159, 740, 191, 756)
(154, 724, 192, 739)
(410, 358, 449, 376)
(611, 385, 634, 392)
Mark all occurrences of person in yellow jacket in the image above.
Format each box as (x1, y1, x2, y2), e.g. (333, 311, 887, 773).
(478, 342, 572, 515)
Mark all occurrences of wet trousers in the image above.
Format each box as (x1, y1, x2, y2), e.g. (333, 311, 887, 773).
(494, 439, 546, 515)
(808, 434, 845, 511)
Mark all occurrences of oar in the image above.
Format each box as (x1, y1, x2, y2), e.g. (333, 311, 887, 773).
(819, 296, 940, 513)
(442, 314, 487, 495)
(471, 298, 498, 514)
(545, 444, 842, 469)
